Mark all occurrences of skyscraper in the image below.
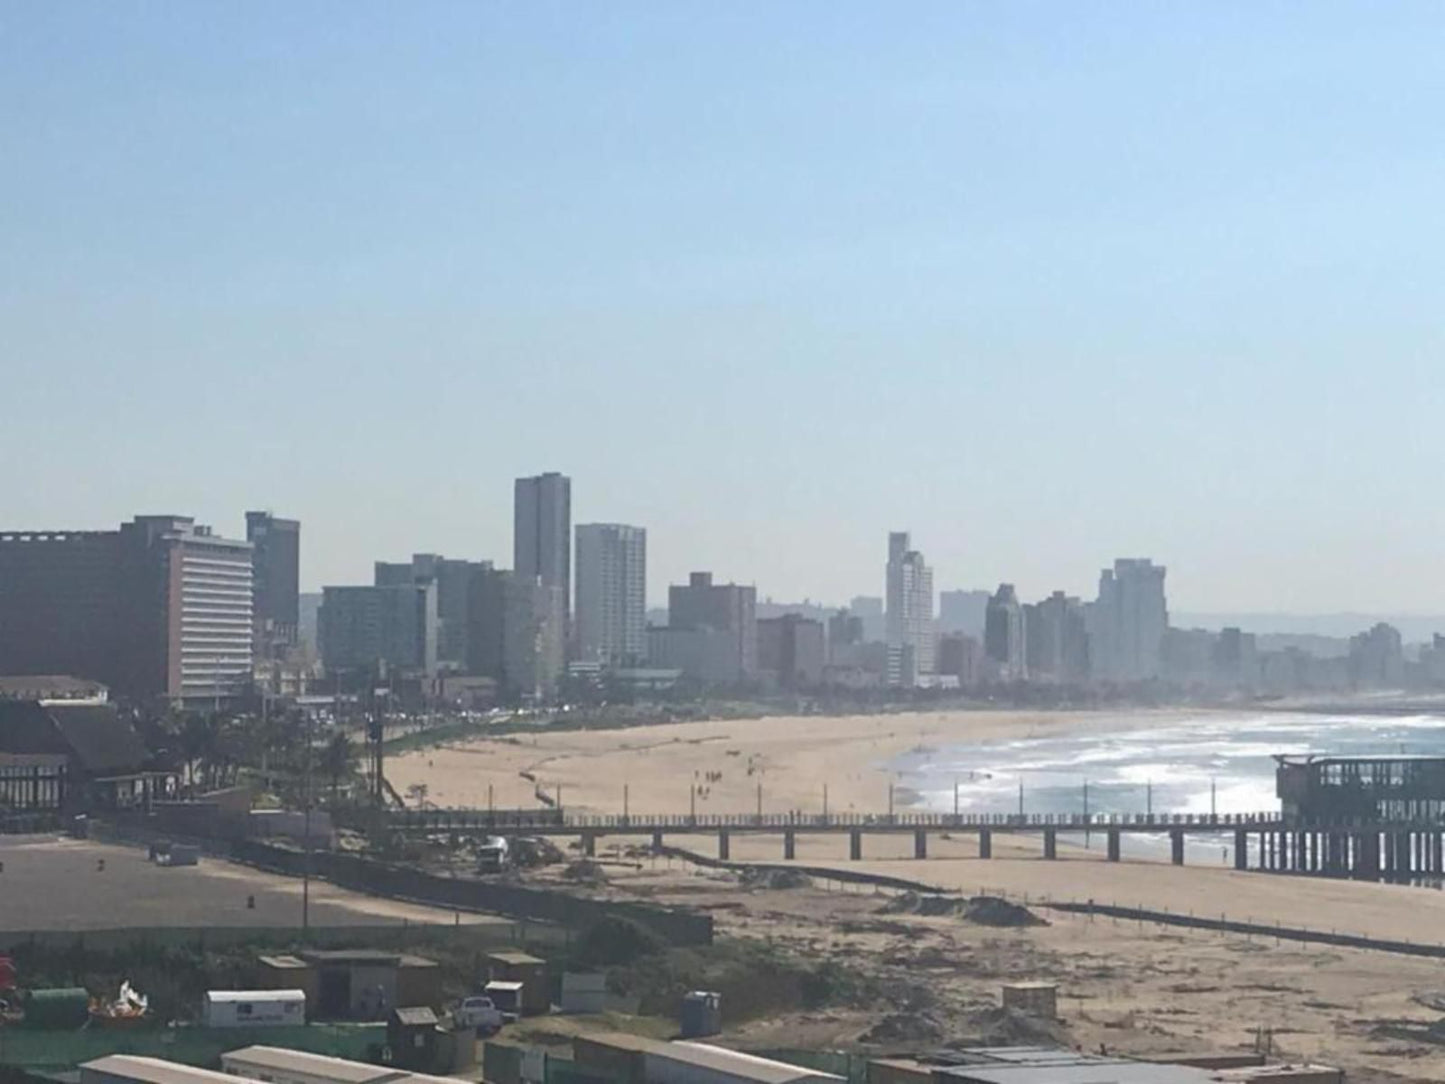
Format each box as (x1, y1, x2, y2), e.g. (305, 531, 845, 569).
(1025, 590, 1089, 682)
(0, 515, 254, 703)
(663, 571, 758, 683)
(514, 471, 571, 616)
(574, 523, 646, 667)
(466, 568, 565, 700)
(1087, 558, 1169, 683)
(318, 582, 438, 677)
(246, 511, 300, 659)
(375, 553, 492, 673)
(984, 584, 1027, 680)
(885, 531, 935, 682)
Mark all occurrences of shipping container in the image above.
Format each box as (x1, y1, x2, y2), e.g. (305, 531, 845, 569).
(202, 989, 306, 1029)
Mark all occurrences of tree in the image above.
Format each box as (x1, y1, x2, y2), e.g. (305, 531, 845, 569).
(319, 731, 356, 804)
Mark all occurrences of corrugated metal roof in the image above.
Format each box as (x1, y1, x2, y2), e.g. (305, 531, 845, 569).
(219, 1046, 403, 1084)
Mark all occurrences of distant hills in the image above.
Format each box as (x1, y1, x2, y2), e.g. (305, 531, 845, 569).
(1174, 612, 1445, 645)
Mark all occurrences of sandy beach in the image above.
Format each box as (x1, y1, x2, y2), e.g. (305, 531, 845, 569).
(387, 708, 1194, 816)
(391, 706, 1445, 948)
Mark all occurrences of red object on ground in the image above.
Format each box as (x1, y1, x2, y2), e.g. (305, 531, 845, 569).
(0, 956, 15, 990)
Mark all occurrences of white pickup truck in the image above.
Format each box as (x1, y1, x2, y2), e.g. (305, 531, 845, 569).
(452, 994, 505, 1034)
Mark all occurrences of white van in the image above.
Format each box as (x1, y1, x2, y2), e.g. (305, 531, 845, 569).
(202, 989, 307, 1028)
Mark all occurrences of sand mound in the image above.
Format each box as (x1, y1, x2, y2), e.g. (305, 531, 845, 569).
(740, 867, 813, 890)
(962, 896, 1048, 927)
(861, 1011, 947, 1045)
(562, 859, 609, 884)
(878, 892, 1045, 926)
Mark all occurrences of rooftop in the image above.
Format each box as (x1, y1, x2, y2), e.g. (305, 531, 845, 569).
(205, 989, 305, 1003)
(302, 949, 403, 965)
(487, 951, 546, 966)
(578, 1035, 838, 1084)
(220, 1046, 403, 1084)
(82, 1056, 239, 1084)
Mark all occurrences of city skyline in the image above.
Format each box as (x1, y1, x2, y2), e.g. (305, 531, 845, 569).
(8, 5, 1445, 614)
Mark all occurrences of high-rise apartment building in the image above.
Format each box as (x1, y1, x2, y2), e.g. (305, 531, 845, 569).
(938, 589, 990, 638)
(0, 515, 253, 703)
(984, 584, 1027, 680)
(466, 568, 565, 700)
(757, 613, 825, 689)
(663, 571, 758, 683)
(514, 472, 571, 625)
(848, 596, 886, 642)
(1348, 622, 1405, 689)
(318, 582, 438, 677)
(1025, 590, 1089, 682)
(245, 511, 300, 659)
(1088, 558, 1169, 683)
(574, 524, 646, 667)
(375, 554, 492, 673)
(885, 532, 935, 682)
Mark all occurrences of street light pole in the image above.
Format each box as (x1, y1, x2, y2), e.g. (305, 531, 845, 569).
(302, 708, 313, 940)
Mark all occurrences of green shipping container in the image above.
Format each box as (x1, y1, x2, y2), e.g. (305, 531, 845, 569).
(24, 987, 91, 1029)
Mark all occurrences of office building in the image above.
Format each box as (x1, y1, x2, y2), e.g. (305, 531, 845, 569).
(1348, 622, 1405, 688)
(885, 532, 935, 682)
(848, 596, 885, 643)
(1088, 558, 1169, 683)
(1212, 626, 1258, 688)
(937, 632, 981, 685)
(465, 569, 565, 700)
(514, 472, 571, 636)
(318, 583, 438, 677)
(1026, 590, 1089, 682)
(984, 584, 1027, 680)
(827, 608, 864, 659)
(575, 524, 646, 667)
(757, 614, 825, 689)
(661, 572, 757, 683)
(245, 512, 300, 660)
(0, 516, 253, 703)
(938, 589, 990, 638)
(375, 554, 492, 673)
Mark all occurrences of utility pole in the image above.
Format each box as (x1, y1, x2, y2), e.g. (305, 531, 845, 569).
(1018, 776, 1024, 818)
(624, 784, 629, 820)
(954, 776, 960, 819)
(302, 707, 313, 940)
(1211, 777, 1217, 820)
(1083, 779, 1090, 848)
(1147, 780, 1153, 818)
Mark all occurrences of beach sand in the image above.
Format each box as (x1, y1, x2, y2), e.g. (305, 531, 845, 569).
(387, 708, 1191, 816)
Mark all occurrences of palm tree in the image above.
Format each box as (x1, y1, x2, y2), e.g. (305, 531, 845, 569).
(319, 731, 356, 804)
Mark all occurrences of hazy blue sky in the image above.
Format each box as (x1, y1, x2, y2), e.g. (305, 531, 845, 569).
(6, 3, 1445, 611)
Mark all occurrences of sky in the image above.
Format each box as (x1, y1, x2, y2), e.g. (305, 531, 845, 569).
(5, 3, 1445, 612)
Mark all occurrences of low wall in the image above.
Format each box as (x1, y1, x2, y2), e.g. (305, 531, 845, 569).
(1044, 900, 1445, 959)
(0, 921, 539, 955)
(228, 840, 714, 947)
(657, 846, 944, 892)
(89, 818, 713, 947)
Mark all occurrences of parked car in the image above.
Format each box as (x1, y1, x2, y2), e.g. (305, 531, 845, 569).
(452, 994, 504, 1034)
